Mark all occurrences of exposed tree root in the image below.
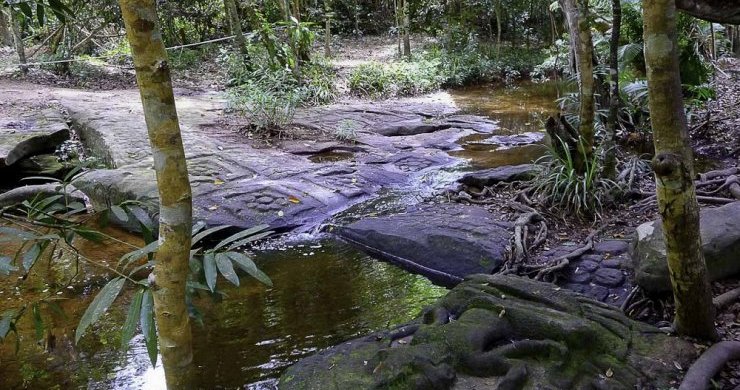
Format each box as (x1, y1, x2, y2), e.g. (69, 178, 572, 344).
(713, 286, 740, 309)
(679, 341, 740, 390)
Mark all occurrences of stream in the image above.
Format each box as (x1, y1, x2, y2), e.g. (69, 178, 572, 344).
(0, 81, 565, 389)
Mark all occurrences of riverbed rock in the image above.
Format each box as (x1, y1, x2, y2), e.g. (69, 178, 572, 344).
(632, 202, 740, 292)
(280, 274, 695, 390)
(336, 204, 510, 286)
(0, 108, 69, 168)
(458, 164, 538, 187)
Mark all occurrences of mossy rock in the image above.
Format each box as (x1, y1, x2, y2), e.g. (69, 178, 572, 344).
(280, 274, 695, 389)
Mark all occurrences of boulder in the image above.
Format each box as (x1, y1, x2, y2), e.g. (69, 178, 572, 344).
(0, 108, 69, 168)
(458, 164, 538, 188)
(337, 204, 511, 286)
(280, 274, 695, 390)
(632, 202, 740, 292)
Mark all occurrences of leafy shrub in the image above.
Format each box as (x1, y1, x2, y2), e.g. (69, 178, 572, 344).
(348, 62, 393, 98)
(169, 48, 205, 70)
(531, 138, 621, 219)
(335, 119, 359, 142)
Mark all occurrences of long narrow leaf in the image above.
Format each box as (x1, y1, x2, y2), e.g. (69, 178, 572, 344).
(227, 252, 272, 286)
(214, 225, 269, 250)
(140, 289, 158, 367)
(203, 252, 217, 291)
(192, 225, 231, 247)
(215, 253, 239, 286)
(75, 277, 126, 343)
(121, 289, 144, 354)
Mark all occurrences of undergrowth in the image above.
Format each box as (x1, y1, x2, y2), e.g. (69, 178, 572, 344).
(531, 137, 622, 219)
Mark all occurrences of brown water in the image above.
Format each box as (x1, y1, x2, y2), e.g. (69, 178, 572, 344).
(449, 81, 571, 169)
(0, 227, 446, 389)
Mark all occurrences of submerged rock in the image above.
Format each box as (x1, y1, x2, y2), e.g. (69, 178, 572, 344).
(337, 204, 510, 286)
(458, 164, 538, 188)
(280, 274, 695, 390)
(0, 108, 69, 169)
(632, 201, 740, 292)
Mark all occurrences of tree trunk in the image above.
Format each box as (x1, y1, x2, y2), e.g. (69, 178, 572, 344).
(118, 0, 196, 387)
(9, 8, 27, 73)
(0, 8, 13, 47)
(709, 22, 715, 59)
(395, 0, 401, 56)
(324, 0, 331, 57)
(402, 0, 411, 58)
(603, 0, 620, 179)
(224, 0, 249, 56)
(643, 0, 717, 341)
(495, 0, 502, 53)
(561, 0, 595, 171)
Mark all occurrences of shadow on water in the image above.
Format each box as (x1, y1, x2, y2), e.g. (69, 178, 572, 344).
(0, 226, 446, 389)
(448, 81, 573, 169)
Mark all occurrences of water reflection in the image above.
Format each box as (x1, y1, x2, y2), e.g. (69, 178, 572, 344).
(0, 234, 446, 388)
(449, 81, 571, 169)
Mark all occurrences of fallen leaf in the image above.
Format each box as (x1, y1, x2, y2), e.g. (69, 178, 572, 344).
(606, 368, 613, 378)
(288, 196, 301, 204)
(208, 205, 219, 211)
(214, 178, 225, 185)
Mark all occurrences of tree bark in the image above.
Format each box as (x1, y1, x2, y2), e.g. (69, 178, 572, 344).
(643, 0, 717, 341)
(0, 8, 13, 47)
(118, 0, 195, 388)
(561, 0, 595, 171)
(402, 0, 411, 58)
(603, 0, 620, 179)
(9, 8, 27, 73)
(324, 0, 331, 57)
(224, 0, 249, 56)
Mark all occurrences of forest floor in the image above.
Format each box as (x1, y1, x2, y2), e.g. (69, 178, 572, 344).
(1, 36, 740, 387)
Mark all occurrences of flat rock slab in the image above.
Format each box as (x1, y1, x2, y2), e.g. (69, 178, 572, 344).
(0, 108, 69, 168)
(458, 164, 538, 188)
(280, 274, 695, 390)
(632, 201, 740, 292)
(57, 89, 491, 232)
(336, 203, 511, 286)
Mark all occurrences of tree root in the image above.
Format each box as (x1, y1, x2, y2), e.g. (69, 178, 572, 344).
(679, 341, 740, 390)
(699, 167, 739, 182)
(713, 286, 740, 309)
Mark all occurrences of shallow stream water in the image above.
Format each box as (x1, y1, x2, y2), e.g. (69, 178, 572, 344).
(0, 82, 566, 389)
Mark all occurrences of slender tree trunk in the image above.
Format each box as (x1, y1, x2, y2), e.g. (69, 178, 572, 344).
(324, 0, 331, 56)
(495, 0, 502, 53)
(395, 0, 401, 56)
(561, 0, 595, 170)
(118, 0, 196, 387)
(603, 0, 621, 179)
(224, 0, 249, 56)
(709, 22, 715, 59)
(0, 8, 13, 47)
(402, 0, 411, 58)
(9, 8, 27, 73)
(643, 0, 717, 341)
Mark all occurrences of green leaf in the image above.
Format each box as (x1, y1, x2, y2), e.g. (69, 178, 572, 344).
(140, 289, 157, 367)
(36, 2, 44, 26)
(73, 228, 103, 242)
(203, 252, 217, 292)
(128, 206, 154, 231)
(227, 231, 273, 250)
(110, 205, 129, 222)
(226, 252, 272, 286)
(120, 241, 159, 268)
(22, 242, 43, 271)
(0, 310, 15, 340)
(214, 224, 269, 250)
(192, 225, 231, 247)
(17, 2, 33, 18)
(0, 256, 18, 276)
(47, 0, 68, 22)
(32, 303, 44, 340)
(121, 289, 144, 354)
(75, 277, 125, 343)
(215, 253, 239, 286)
